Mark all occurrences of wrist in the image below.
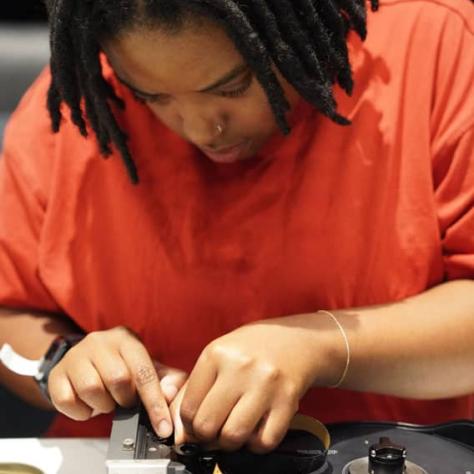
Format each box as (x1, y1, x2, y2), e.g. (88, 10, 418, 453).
(317, 311, 350, 388)
(302, 311, 351, 389)
(35, 334, 85, 401)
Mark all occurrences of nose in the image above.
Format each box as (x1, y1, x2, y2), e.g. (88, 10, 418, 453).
(179, 102, 223, 148)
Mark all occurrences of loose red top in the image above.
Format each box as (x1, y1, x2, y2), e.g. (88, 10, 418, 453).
(0, 0, 472, 436)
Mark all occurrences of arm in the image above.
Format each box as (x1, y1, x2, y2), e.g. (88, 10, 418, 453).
(0, 308, 78, 410)
(0, 308, 188, 437)
(174, 279, 474, 452)
(315, 279, 474, 398)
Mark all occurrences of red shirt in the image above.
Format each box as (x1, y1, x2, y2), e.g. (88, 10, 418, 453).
(0, 0, 473, 437)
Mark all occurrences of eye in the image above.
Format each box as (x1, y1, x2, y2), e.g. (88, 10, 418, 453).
(133, 92, 172, 106)
(217, 73, 253, 98)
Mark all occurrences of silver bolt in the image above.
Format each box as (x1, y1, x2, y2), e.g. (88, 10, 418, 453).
(122, 438, 135, 450)
(148, 446, 158, 452)
(364, 440, 370, 445)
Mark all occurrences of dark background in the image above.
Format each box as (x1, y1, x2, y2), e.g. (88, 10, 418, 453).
(0, 1, 55, 438)
(0, 2, 47, 21)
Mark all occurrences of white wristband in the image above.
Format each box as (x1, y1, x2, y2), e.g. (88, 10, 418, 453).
(0, 343, 43, 377)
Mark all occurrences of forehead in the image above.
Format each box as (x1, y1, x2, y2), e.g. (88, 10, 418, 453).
(104, 21, 244, 94)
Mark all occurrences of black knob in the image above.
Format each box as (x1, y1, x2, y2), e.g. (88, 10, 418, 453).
(368, 437, 407, 474)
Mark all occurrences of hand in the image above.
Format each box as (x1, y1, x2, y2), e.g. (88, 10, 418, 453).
(175, 315, 330, 453)
(48, 326, 187, 438)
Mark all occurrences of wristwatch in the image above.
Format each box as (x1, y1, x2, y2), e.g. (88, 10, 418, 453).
(0, 334, 84, 401)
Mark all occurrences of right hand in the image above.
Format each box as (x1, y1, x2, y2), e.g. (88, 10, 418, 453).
(48, 326, 187, 438)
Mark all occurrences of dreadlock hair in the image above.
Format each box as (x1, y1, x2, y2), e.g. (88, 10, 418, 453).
(45, 0, 379, 184)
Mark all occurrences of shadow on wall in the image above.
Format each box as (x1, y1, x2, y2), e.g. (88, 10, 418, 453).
(0, 22, 55, 437)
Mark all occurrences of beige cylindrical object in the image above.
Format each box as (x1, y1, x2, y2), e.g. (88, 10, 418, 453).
(0, 464, 44, 474)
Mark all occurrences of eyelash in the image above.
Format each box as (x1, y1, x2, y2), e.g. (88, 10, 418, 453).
(218, 74, 253, 98)
(134, 74, 253, 105)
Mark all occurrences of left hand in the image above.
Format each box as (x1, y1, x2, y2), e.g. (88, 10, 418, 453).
(173, 314, 334, 453)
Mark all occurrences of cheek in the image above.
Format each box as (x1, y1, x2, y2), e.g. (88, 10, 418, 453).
(228, 89, 279, 140)
(146, 104, 181, 133)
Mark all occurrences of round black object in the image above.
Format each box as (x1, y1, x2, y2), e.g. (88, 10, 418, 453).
(368, 437, 406, 474)
(217, 429, 328, 474)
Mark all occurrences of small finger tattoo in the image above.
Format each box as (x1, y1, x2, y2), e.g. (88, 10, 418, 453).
(135, 366, 157, 387)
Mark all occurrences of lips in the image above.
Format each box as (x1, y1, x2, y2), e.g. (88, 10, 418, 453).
(201, 140, 250, 164)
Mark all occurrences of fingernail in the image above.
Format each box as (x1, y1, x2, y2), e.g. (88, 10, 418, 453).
(157, 419, 173, 438)
(161, 383, 178, 401)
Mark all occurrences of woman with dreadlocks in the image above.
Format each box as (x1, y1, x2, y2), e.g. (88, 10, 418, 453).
(0, 0, 472, 447)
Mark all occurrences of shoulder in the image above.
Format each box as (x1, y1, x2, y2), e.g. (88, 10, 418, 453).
(364, 0, 473, 130)
(376, 0, 473, 30)
(2, 67, 58, 201)
(2, 63, 146, 198)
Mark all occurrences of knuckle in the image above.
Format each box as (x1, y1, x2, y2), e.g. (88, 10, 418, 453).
(77, 380, 103, 399)
(179, 403, 198, 426)
(84, 331, 102, 345)
(250, 433, 281, 453)
(220, 427, 248, 447)
(105, 370, 132, 390)
(51, 391, 76, 411)
(234, 354, 253, 371)
(283, 381, 300, 401)
(259, 364, 280, 383)
(113, 326, 136, 340)
(202, 342, 219, 361)
(193, 419, 218, 440)
(66, 409, 92, 421)
(148, 399, 168, 418)
(100, 399, 117, 414)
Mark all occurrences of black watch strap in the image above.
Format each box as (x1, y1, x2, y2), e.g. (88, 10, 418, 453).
(35, 334, 85, 402)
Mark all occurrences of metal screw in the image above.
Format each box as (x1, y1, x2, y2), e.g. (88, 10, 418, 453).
(122, 438, 135, 450)
(148, 446, 158, 452)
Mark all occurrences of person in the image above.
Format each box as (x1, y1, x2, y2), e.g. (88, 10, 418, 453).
(0, 0, 473, 452)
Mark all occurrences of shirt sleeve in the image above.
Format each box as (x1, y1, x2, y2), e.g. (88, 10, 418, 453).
(430, 6, 474, 281)
(0, 76, 61, 312)
(433, 127, 474, 280)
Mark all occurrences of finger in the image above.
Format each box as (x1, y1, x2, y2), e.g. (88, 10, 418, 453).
(170, 384, 189, 445)
(179, 354, 217, 437)
(65, 358, 116, 415)
(119, 340, 173, 438)
(154, 361, 188, 404)
(189, 374, 242, 443)
(247, 401, 298, 454)
(48, 366, 94, 421)
(92, 348, 137, 408)
(217, 390, 271, 451)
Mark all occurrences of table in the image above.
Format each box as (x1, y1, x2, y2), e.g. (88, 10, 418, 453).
(0, 438, 108, 474)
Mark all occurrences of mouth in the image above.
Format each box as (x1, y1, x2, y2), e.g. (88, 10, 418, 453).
(200, 140, 251, 164)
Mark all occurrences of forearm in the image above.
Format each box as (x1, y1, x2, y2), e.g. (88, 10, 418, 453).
(0, 307, 80, 409)
(314, 279, 474, 399)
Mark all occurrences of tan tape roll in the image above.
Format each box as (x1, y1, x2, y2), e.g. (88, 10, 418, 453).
(0, 464, 44, 474)
(288, 414, 331, 450)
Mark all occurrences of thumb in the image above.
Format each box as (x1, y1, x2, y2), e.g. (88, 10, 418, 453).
(153, 361, 188, 403)
(170, 383, 188, 446)
(171, 384, 220, 450)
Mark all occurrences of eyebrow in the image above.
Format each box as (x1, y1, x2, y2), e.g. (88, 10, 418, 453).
(117, 63, 249, 98)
